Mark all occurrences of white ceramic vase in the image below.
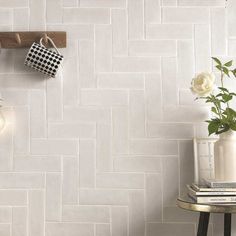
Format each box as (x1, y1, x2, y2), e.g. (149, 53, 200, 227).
(214, 130, 236, 181)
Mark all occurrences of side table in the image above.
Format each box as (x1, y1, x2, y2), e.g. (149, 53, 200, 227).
(177, 196, 236, 236)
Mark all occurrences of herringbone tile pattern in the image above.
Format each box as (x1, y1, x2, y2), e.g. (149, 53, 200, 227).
(0, 0, 234, 235)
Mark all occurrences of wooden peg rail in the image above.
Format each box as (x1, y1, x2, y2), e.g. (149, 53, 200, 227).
(0, 31, 66, 48)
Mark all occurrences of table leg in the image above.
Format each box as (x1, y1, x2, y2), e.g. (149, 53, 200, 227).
(197, 212, 210, 236)
(224, 213, 231, 236)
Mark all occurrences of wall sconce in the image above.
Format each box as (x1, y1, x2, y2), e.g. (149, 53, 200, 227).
(0, 94, 6, 133)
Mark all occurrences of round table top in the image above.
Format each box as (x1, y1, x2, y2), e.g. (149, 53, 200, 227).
(177, 195, 236, 213)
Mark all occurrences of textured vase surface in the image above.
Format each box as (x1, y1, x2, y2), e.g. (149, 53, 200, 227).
(214, 130, 236, 181)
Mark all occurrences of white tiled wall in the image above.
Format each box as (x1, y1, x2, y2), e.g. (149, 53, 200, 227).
(0, 0, 234, 235)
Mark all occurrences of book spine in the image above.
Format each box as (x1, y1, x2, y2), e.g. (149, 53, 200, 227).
(195, 191, 236, 196)
(205, 181, 236, 188)
(196, 196, 236, 204)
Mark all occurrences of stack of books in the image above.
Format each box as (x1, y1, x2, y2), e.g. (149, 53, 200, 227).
(187, 180, 236, 203)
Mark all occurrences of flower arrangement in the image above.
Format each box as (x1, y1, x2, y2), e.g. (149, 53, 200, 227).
(191, 57, 236, 136)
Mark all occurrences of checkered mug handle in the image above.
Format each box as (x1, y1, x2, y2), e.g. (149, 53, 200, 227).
(39, 36, 61, 54)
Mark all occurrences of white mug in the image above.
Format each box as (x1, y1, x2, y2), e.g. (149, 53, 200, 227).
(24, 36, 63, 78)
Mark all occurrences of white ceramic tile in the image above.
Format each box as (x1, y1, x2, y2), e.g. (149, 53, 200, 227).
(80, 0, 126, 7)
(31, 139, 78, 156)
(194, 24, 211, 72)
(96, 123, 112, 171)
(112, 9, 128, 55)
(48, 123, 96, 139)
(63, 8, 110, 24)
(129, 40, 176, 56)
(79, 40, 95, 87)
(81, 89, 128, 106)
(79, 189, 129, 205)
(62, 56, 79, 105)
(0, 173, 44, 189)
(62, 205, 110, 223)
(13, 8, 29, 30)
(147, 123, 194, 139)
(111, 207, 128, 236)
(145, 73, 162, 121)
(146, 174, 162, 221)
(0, 9, 13, 25)
(179, 0, 225, 6)
(114, 157, 162, 172)
(46, 173, 62, 221)
(95, 25, 112, 72)
(46, 223, 94, 236)
(14, 156, 60, 172)
(128, 191, 145, 236)
(98, 73, 144, 89)
(12, 207, 27, 236)
(0, 0, 28, 7)
(96, 173, 144, 189)
(0, 225, 10, 236)
(128, 0, 144, 39)
(228, 0, 236, 37)
(162, 57, 178, 105)
(177, 40, 195, 87)
(146, 24, 193, 39)
(129, 90, 145, 137)
(163, 7, 210, 23)
(211, 8, 226, 55)
(0, 207, 11, 223)
(13, 107, 30, 154)
(112, 106, 129, 154)
(0, 74, 46, 89)
(113, 57, 161, 72)
(79, 140, 95, 188)
(46, 0, 62, 23)
(162, 157, 179, 207)
(29, 0, 46, 30)
(0, 190, 27, 205)
(62, 157, 79, 204)
(96, 224, 111, 236)
(30, 90, 46, 138)
(145, 0, 161, 23)
(46, 71, 63, 121)
(130, 139, 178, 155)
(29, 190, 44, 236)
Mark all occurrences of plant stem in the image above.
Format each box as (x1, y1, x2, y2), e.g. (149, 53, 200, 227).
(221, 70, 230, 109)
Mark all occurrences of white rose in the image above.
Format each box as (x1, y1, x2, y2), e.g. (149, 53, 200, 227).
(190, 72, 215, 96)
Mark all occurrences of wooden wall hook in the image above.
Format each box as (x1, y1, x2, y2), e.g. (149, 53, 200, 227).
(0, 32, 66, 48)
(15, 33, 21, 45)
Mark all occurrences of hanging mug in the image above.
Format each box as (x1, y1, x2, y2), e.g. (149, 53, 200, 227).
(24, 36, 63, 78)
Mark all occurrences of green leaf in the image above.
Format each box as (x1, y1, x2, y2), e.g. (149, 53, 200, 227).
(218, 87, 228, 92)
(208, 121, 220, 136)
(216, 126, 230, 134)
(222, 94, 233, 102)
(231, 69, 236, 78)
(223, 67, 230, 77)
(230, 123, 236, 131)
(216, 93, 224, 97)
(212, 57, 222, 65)
(216, 65, 222, 71)
(224, 60, 233, 67)
(227, 108, 236, 117)
(211, 107, 218, 115)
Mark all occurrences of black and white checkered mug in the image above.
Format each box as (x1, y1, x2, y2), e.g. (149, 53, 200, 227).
(24, 36, 63, 78)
